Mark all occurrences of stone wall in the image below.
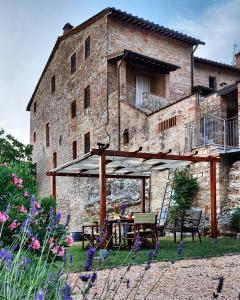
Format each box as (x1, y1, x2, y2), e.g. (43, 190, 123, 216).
(194, 62, 240, 90)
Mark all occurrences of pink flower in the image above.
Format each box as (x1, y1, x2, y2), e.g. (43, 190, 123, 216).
(65, 235, 74, 246)
(23, 191, 30, 198)
(48, 237, 54, 248)
(16, 184, 23, 190)
(34, 201, 41, 209)
(8, 219, 18, 231)
(31, 238, 41, 250)
(19, 205, 27, 213)
(51, 245, 59, 254)
(0, 212, 9, 223)
(57, 246, 65, 257)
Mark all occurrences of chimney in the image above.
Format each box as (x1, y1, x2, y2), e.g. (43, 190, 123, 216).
(63, 23, 74, 35)
(235, 51, 240, 68)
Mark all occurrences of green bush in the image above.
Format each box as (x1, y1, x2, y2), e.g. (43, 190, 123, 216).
(168, 168, 198, 224)
(231, 208, 240, 232)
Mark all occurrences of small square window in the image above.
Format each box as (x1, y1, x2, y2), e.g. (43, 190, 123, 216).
(71, 53, 76, 74)
(84, 85, 90, 109)
(72, 141, 77, 159)
(51, 76, 56, 93)
(123, 129, 129, 145)
(209, 76, 216, 89)
(71, 101, 76, 118)
(84, 132, 90, 154)
(85, 36, 90, 59)
(33, 102, 37, 113)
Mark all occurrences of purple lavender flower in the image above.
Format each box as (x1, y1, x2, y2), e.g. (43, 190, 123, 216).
(133, 233, 141, 252)
(31, 194, 36, 205)
(56, 212, 61, 224)
(34, 292, 45, 300)
(79, 274, 91, 282)
(69, 255, 74, 264)
(84, 247, 96, 271)
(61, 283, 72, 300)
(120, 202, 127, 216)
(96, 236, 102, 244)
(5, 203, 11, 214)
(0, 249, 12, 271)
(19, 256, 31, 271)
(90, 272, 97, 283)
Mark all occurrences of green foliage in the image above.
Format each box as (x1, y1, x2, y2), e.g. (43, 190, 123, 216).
(41, 196, 56, 214)
(230, 208, 240, 232)
(0, 128, 32, 163)
(168, 168, 198, 222)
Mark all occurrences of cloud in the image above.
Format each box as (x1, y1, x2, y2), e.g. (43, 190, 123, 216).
(174, 0, 240, 64)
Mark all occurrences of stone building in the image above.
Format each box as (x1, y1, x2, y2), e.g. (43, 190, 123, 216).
(26, 8, 240, 232)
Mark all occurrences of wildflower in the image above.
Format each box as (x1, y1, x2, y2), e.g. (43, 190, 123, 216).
(90, 272, 97, 284)
(69, 255, 74, 264)
(19, 205, 27, 213)
(133, 233, 141, 253)
(96, 236, 102, 244)
(5, 203, 11, 214)
(0, 211, 9, 223)
(58, 246, 65, 257)
(56, 212, 61, 223)
(48, 237, 54, 248)
(79, 274, 91, 282)
(19, 256, 31, 270)
(34, 292, 45, 300)
(52, 245, 60, 255)
(84, 247, 96, 271)
(0, 249, 12, 271)
(61, 282, 72, 300)
(34, 201, 41, 209)
(23, 191, 30, 198)
(29, 207, 38, 217)
(31, 237, 41, 250)
(120, 202, 127, 216)
(8, 219, 18, 231)
(65, 235, 74, 246)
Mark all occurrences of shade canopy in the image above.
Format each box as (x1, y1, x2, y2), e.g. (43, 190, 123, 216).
(47, 150, 199, 179)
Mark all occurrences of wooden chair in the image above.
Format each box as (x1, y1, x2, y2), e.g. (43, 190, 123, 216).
(173, 210, 202, 243)
(129, 213, 158, 248)
(81, 215, 100, 249)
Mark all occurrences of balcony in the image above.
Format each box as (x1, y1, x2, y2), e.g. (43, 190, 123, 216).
(185, 114, 239, 152)
(121, 84, 169, 114)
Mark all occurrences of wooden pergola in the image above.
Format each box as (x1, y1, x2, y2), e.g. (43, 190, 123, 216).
(47, 147, 221, 238)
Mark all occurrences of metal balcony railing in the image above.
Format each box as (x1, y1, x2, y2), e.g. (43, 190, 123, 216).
(121, 84, 168, 113)
(185, 114, 239, 151)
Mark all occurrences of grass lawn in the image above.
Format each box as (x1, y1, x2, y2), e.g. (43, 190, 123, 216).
(65, 237, 240, 273)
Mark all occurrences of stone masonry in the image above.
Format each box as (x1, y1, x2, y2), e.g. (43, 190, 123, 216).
(27, 8, 240, 232)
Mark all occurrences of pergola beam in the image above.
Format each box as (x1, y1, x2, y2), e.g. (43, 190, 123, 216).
(99, 155, 107, 228)
(91, 149, 220, 163)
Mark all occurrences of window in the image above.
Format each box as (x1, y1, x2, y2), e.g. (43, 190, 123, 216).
(53, 152, 57, 168)
(84, 85, 90, 109)
(72, 141, 77, 159)
(71, 101, 76, 118)
(33, 102, 37, 113)
(85, 36, 90, 59)
(159, 116, 177, 132)
(33, 131, 36, 143)
(71, 53, 76, 74)
(51, 76, 55, 93)
(84, 132, 90, 154)
(209, 76, 216, 89)
(46, 123, 50, 147)
(123, 129, 129, 145)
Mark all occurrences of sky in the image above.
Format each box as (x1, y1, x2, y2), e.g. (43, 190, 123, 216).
(0, 0, 240, 145)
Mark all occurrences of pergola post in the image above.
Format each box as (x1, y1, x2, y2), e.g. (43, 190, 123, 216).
(210, 160, 217, 238)
(99, 154, 107, 227)
(141, 178, 146, 213)
(52, 175, 56, 199)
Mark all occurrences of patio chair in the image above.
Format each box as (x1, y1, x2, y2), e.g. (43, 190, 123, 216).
(127, 213, 158, 248)
(173, 210, 202, 243)
(81, 215, 100, 249)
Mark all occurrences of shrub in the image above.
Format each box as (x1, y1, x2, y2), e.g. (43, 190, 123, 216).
(230, 208, 240, 232)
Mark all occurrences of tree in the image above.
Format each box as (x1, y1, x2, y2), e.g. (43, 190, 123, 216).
(0, 129, 32, 163)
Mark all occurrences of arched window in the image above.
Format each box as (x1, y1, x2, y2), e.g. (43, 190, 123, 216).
(123, 129, 129, 145)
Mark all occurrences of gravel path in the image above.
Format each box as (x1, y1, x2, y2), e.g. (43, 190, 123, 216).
(69, 254, 240, 300)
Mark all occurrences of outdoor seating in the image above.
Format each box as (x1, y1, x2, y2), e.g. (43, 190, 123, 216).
(173, 210, 202, 243)
(81, 215, 100, 249)
(127, 213, 158, 247)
